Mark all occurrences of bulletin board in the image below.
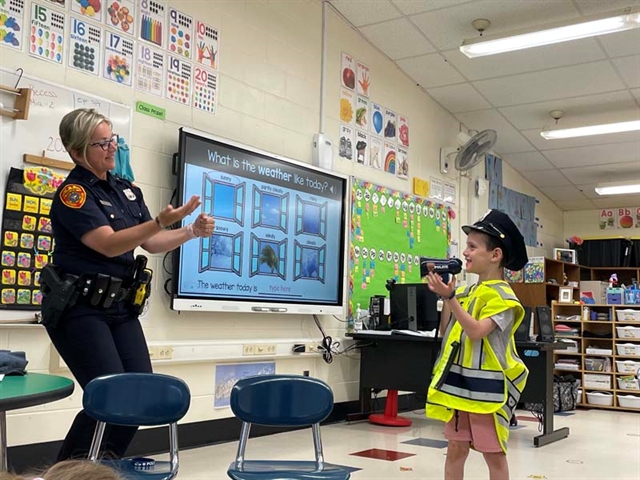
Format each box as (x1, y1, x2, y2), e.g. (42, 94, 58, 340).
(0, 67, 132, 211)
(349, 177, 452, 318)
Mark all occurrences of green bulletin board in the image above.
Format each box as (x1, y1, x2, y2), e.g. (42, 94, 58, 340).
(349, 177, 452, 319)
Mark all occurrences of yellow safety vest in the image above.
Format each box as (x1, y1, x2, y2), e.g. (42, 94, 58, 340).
(426, 280, 529, 453)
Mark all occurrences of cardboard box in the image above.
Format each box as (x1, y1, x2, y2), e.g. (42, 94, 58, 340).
(580, 281, 608, 304)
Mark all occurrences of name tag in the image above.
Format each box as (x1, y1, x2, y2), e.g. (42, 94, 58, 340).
(99, 199, 113, 206)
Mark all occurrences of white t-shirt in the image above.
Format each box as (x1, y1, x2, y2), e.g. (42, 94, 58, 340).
(487, 308, 515, 369)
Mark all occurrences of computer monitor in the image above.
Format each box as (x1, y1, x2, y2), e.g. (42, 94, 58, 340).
(389, 283, 439, 332)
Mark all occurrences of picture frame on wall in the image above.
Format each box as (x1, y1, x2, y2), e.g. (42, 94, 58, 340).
(559, 287, 573, 303)
(554, 248, 576, 264)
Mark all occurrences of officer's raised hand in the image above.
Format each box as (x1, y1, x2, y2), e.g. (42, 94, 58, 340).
(155, 195, 201, 229)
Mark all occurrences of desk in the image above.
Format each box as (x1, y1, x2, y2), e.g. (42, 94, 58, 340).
(0, 372, 74, 471)
(349, 332, 569, 447)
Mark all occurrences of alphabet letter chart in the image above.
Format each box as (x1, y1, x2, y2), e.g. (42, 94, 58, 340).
(29, 2, 65, 64)
(168, 7, 192, 59)
(166, 54, 192, 105)
(68, 16, 102, 76)
(0, 0, 25, 51)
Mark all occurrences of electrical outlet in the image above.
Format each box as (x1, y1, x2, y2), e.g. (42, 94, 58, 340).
(306, 343, 322, 353)
(148, 346, 158, 359)
(242, 344, 255, 355)
(255, 344, 276, 355)
(157, 346, 173, 360)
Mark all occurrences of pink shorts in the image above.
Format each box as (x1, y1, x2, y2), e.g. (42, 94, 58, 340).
(444, 411, 502, 453)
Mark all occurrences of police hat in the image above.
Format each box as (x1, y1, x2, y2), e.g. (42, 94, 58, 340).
(462, 209, 529, 271)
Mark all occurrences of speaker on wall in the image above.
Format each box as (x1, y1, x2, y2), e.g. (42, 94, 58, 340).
(535, 305, 554, 342)
(515, 306, 532, 342)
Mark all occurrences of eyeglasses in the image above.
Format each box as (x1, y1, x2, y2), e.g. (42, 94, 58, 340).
(88, 134, 119, 151)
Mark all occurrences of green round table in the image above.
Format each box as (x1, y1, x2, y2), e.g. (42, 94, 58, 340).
(0, 372, 74, 471)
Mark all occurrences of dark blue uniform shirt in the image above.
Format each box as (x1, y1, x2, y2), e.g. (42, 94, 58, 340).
(51, 166, 152, 279)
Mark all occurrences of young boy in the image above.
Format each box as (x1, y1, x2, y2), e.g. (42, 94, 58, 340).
(426, 209, 529, 480)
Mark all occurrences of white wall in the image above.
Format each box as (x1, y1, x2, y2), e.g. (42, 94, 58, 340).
(0, 0, 563, 447)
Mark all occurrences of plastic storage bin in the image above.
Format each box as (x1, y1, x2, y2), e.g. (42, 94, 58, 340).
(584, 373, 611, 389)
(617, 394, 640, 409)
(586, 391, 613, 406)
(617, 377, 640, 390)
(616, 309, 640, 322)
(615, 360, 640, 373)
(616, 343, 640, 356)
(616, 326, 640, 339)
(585, 357, 608, 372)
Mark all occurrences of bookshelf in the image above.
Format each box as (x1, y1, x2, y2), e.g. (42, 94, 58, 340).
(551, 301, 640, 412)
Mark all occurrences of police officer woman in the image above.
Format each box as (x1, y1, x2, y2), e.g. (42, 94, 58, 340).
(44, 108, 214, 461)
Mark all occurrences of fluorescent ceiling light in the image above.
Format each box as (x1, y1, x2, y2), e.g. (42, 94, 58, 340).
(540, 120, 640, 139)
(460, 7, 640, 58)
(595, 181, 640, 196)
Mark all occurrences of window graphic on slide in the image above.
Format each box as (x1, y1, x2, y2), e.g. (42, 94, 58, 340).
(199, 232, 243, 276)
(295, 196, 327, 239)
(203, 174, 245, 226)
(251, 186, 289, 233)
(250, 234, 287, 280)
(294, 241, 326, 283)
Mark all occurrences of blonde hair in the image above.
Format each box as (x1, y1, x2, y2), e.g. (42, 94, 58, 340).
(59, 108, 112, 164)
(0, 460, 123, 480)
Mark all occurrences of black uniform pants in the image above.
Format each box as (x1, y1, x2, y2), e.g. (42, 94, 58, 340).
(46, 304, 152, 461)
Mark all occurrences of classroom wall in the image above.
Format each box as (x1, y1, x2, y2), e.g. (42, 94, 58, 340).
(0, 0, 563, 447)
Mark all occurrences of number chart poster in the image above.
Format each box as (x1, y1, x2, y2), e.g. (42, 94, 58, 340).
(349, 178, 451, 319)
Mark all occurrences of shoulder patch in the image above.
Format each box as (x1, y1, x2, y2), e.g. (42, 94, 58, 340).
(59, 184, 87, 209)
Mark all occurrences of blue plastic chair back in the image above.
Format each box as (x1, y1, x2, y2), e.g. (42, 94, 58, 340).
(230, 374, 333, 427)
(227, 375, 349, 480)
(83, 373, 190, 426)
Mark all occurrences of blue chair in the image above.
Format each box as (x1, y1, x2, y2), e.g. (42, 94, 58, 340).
(83, 373, 191, 480)
(227, 374, 350, 480)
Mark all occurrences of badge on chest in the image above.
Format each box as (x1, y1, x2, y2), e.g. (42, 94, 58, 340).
(123, 188, 137, 201)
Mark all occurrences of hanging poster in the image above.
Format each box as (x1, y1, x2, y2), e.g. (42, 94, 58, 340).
(598, 207, 615, 230)
(166, 54, 192, 105)
(70, 0, 103, 22)
(168, 7, 193, 59)
(615, 207, 639, 229)
(397, 146, 409, 180)
(355, 130, 369, 166)
(68, 16, 101, 76)
(139, 0, 166, 47)
(339, 87, 355, 125)
(0, 0, 26, 50)
(104, 0, 135, 36)
(355, 95, 368, 130)
(398, 114, 409, 147)
(430, 176, 443, 201)
(370, 136, 383, 171)
(103, 30, 133, 86)
(135, 42, 164, 96)
(348, 177, 451, 321)
(341, 51, 355, 90)
(443, 181, 456, 204)
(383, 108, 396, 140)
(193, 65, 217, 114)
(383, 142, 396, 175)
(371, 103, 383, 137)
(29, 2, 65, 64)
(356, 60, 370, 97)
(338, 124, 354, 161)
(214, 362, 275, 409)
(195, 20, 219, 70)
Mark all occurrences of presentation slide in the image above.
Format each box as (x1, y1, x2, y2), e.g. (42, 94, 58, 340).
(176, 132, 346, 306)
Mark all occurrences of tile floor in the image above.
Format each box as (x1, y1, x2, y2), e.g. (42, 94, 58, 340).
(163, 408, 640, 479)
